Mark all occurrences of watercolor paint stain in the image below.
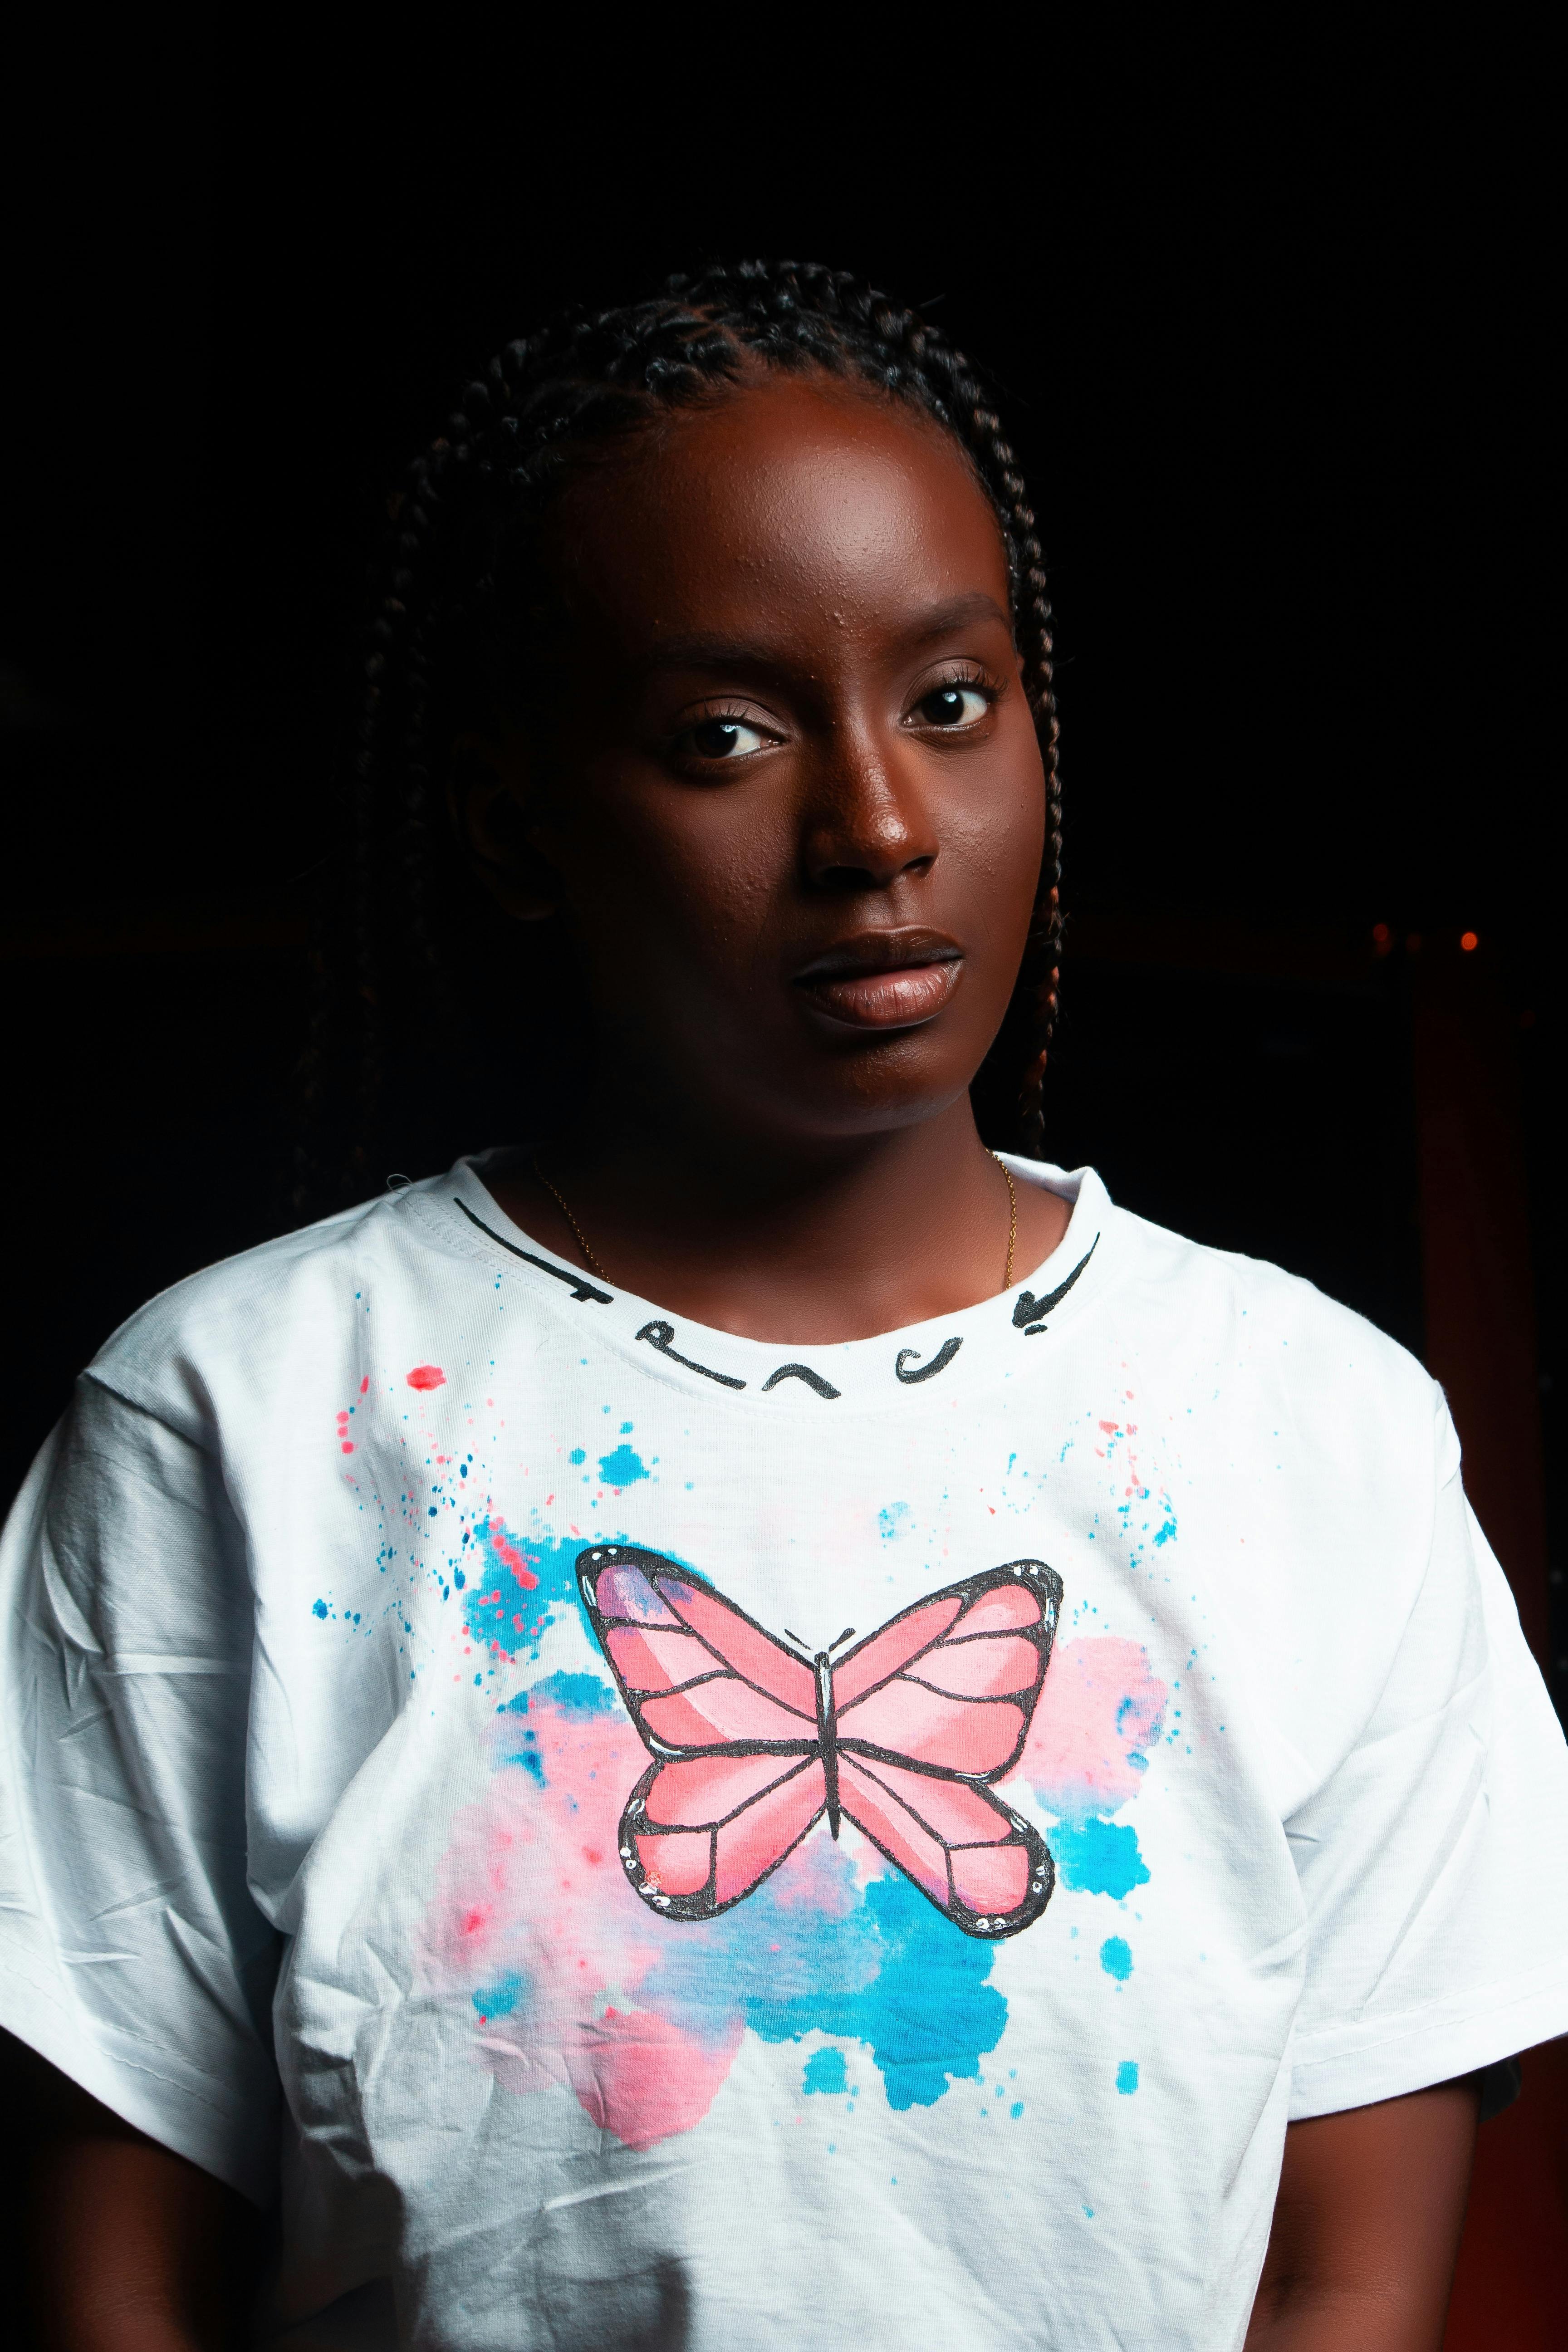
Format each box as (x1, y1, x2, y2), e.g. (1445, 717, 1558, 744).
(1100, 1935, 1133, 1981)
(1116, 2060, 1140, 2095)
(1051, 1818, 1151, 1901)
(802, 2047, 848, 2097)
(407, 1364, 446, 1392)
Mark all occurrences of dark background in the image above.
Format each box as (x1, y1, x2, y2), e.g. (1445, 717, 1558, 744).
(2, 30, 1563, 2337)
(4, 34, 1557, 1572)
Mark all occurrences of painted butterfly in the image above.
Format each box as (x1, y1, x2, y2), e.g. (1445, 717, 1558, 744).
(577, 1545, 1063, 1941)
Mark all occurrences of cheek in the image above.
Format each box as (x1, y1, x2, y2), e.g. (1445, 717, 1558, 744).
(552, 784, 789, 991)
(945, 750, 1048, 944)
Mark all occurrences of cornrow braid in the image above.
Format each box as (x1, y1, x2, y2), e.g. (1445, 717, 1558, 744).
(298, 262, 1063, 1206)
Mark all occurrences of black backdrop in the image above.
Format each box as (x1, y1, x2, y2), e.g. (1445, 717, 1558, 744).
(2, 37, 1558, 1644)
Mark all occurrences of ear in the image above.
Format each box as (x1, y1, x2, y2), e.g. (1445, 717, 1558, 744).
(446, 735, 559, 923)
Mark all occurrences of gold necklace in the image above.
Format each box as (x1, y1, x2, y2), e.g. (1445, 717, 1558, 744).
(534, 1149, 1019, 1296)
(531, 1156, 612, 1283)
(990, 1149, 1018, 1290)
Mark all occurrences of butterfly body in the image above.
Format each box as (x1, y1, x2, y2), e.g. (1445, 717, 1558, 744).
(811, 1648, 843, 1839)
(577, 1545, 1064, 1940)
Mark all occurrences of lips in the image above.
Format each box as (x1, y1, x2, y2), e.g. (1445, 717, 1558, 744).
(793, 929, 964, 1031)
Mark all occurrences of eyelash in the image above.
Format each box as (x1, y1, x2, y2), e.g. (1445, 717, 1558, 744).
(908, 666, 1002, 721)
(672, 664, 1003, 764)
(671, 705, 779, 763)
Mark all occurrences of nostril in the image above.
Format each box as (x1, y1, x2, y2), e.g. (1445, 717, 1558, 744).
(810, 851, 938, 894)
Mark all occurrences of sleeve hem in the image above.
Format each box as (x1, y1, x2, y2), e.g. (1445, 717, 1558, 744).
(0, 1962, 278, 2207)
(1289, 1975, 1568, 2120)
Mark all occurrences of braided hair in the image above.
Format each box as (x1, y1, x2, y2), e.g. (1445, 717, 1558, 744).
(300, 260, 1062, 1206)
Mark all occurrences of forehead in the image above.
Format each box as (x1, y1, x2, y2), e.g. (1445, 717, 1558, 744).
(547, 373, 1012, 648)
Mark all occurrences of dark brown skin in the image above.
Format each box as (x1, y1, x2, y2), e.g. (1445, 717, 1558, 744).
(470, 369, 1070, 1328)
(1245, 2079, 1480, 2348)
(10, 2033, 262, 2349)
(24, 372, 1481, 2343)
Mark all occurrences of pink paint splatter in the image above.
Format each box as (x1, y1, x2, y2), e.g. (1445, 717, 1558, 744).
(421, 1691, 877, 2150)
(567, 2006, 743, 2151)
(1025, 1638, 1167, 1819)
(485, 1518, 540, 1591)
(407, 1364, 446, 1392)
(422, 1695, 731, 2145)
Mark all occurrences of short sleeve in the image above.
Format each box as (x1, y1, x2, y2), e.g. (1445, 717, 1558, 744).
(0, 1375, 280, 2201)
(1285, 1397, 1568, 2119)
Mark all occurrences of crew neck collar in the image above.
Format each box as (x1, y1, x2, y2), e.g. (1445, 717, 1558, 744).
(413, 1152, 1115, 1416)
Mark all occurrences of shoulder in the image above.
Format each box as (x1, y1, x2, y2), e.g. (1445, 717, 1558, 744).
(82, 1174, 474, 1444)
(1102, 1192, 1442, 1476)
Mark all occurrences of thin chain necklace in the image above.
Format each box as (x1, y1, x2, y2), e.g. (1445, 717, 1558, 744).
(531, 1155, 613, 1283)
(531, 1147, 1018, 1296)
(992, 1149, 1018, 1290)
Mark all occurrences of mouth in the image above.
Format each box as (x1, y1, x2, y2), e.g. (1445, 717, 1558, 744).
(792, 928, 965, 1031)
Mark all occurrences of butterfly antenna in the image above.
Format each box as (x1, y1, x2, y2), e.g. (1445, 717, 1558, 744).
(783, 1629, 809, 1651)
(829, 1627, 857, 1651)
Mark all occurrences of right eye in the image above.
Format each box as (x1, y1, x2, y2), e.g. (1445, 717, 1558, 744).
(681, 715, 773, 760)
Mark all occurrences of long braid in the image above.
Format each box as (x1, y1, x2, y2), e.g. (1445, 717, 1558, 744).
(304, 263, 1064, 1201)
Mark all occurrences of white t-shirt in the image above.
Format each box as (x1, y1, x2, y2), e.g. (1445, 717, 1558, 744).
(3, 1153, 1566, 2351)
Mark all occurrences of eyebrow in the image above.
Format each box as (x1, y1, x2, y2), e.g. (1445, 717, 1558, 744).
(637, 590, 1014, 676)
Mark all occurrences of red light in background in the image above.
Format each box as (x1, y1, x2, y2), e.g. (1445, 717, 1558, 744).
(1460, 930, 1479, 952)
(1372, 922, 1391, 942)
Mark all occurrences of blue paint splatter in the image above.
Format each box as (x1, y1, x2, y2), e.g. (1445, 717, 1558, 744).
(311, 1598, 329, 1620)
(1116, 2060, 1140, 2094)
(495, 1713, 546, 1778)
(1100, 1936, 1133, 1981)
(803, 2047, 848, 2096)
(473, 1968, 530, 2020)
(569, 1447, 586, 1464)
(597, 1443, 648, 1487)
(878, 1503, 911, 1540)
(525, 1669, 618, 1718)
(643, 1867, 1006, 2112)
(1052, 1817, 1151, 1900)
(464, 1522, 588, 1657)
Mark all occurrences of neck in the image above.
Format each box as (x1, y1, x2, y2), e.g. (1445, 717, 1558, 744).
(496, 1096, 1070, 1346)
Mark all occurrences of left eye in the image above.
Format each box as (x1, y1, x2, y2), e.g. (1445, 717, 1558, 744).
(686, 716, 770, 759)
(914, 683, 989, 728)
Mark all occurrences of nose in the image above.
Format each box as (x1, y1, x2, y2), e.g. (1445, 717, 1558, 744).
(799, 728, 939, 895)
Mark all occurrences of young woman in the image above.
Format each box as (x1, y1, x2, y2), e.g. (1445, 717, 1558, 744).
(4, 262, 1566, 2352)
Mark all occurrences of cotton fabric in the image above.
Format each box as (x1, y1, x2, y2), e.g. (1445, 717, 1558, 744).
(3, 1152, 1565, 2350)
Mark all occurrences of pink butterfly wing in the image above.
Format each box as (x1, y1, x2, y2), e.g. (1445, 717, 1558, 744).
(619, 1754, 828, 1919)
(836, 1754, 1054, 1937)
(830, 1595, 967, 1708)
(581, 1546, 828, 1922)
(580, 1547, 1064, 1939)
(657, 1579, 818, 1715)
(579, 1546, 818, 1756)
(833, 1560, 1062, 1785)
